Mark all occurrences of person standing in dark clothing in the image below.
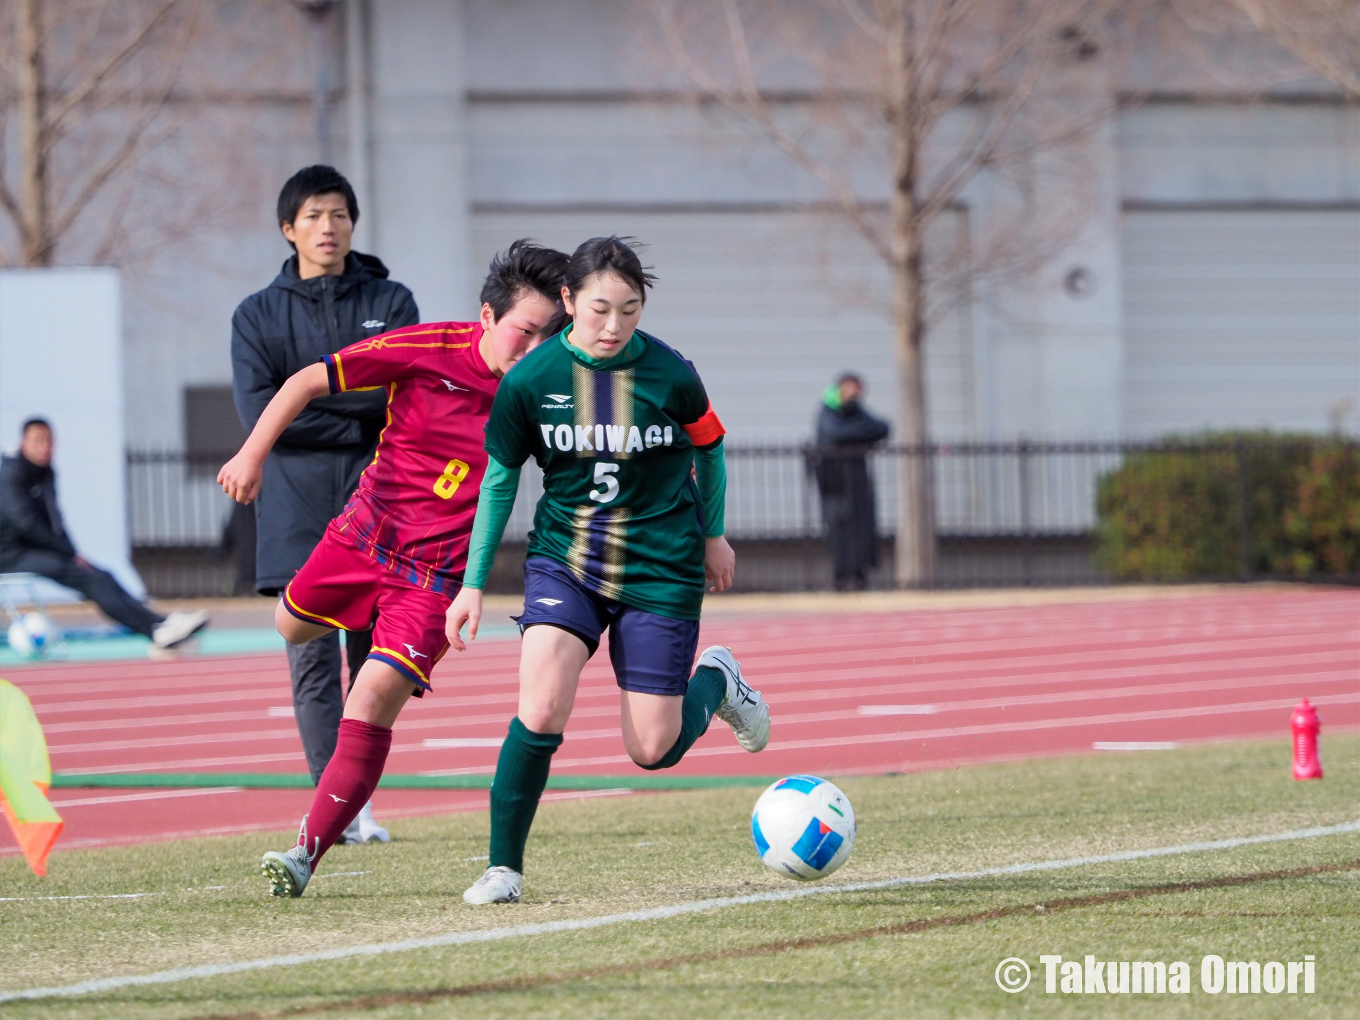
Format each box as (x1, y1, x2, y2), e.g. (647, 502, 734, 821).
(812, 373, 891, 591)
(231, 166, 418, 841)
(0, 419, 208, 648)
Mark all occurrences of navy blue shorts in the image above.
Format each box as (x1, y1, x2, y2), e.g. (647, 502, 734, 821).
(515, 557, 699, 697)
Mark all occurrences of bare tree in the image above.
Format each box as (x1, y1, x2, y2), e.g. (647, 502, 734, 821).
(1222, 0, 1360, 95)
(0, 0, 200, 266)
(655, 0, 1120, 585)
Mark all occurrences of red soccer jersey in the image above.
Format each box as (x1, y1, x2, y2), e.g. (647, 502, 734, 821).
(321, 322, 496, 594)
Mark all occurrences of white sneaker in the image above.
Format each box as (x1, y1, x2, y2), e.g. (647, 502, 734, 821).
(261, 816, 318, 897)
(336, 801, 387, 845)
(336, 814, 362, 845)
(356, 801, 389, 843)
(700, 645, 770, 753)
(153, 610, 209, 649)
(463, 865, 522, 904)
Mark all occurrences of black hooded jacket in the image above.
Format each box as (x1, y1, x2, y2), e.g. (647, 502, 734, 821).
(0, 453, 76, 567)
(231, 251, 418, 593)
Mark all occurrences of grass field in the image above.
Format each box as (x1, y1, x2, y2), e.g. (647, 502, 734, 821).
(2, 733, 1356, 1019)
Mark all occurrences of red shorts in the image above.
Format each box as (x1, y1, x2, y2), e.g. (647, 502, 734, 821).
(282, 524, 452, 692)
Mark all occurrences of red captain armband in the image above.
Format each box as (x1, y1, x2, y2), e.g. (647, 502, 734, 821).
(682, 403, 726, 447)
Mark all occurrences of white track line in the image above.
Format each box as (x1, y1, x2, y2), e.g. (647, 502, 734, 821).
(43, 661, 1355, 757)
(49, 788, 245, 809)
(1, 819, 1355, 1004)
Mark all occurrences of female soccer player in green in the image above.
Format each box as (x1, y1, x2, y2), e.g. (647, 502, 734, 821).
(445, 236, 770, 904)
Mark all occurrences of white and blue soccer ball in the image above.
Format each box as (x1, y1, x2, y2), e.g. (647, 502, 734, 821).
(6, 612, 54, 659)
(751, 775, 856, 881)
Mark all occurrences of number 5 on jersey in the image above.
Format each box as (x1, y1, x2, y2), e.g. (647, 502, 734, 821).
(590, 462, 619, 504)
(433, 459, 470, 499)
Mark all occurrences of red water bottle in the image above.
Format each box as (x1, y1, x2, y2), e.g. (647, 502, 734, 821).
(1290, 699, 1322, 780)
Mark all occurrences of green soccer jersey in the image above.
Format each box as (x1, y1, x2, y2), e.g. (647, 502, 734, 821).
(483, 329, 727, 620)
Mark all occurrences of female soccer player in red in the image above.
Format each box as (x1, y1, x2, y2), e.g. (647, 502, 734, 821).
(218, 241, 568, 897)
(446, 237, 770, 905)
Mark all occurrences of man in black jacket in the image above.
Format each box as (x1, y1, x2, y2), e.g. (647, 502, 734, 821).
(232, 166, 418, 841)
(812, 373, 891, 590)
(0, 419, 207, 648)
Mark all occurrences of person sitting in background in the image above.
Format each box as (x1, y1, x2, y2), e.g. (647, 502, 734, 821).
(812, 373, 890, 591)
(0, 418, 208, 649)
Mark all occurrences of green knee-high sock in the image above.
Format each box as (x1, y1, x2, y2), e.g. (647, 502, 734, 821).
(638, 666, 726, 771)
(488, 717, 563, 872)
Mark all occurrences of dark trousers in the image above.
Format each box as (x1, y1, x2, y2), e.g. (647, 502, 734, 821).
(288, 627, 373, 785)
(3, 549, 162, 636)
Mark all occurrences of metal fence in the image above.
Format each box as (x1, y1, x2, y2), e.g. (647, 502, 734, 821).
(127, 440, 1356, 596)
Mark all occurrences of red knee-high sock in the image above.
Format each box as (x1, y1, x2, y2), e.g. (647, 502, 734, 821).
(298, 718, 391, 869)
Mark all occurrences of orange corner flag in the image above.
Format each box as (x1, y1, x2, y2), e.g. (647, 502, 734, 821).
(0, 679, 63, 875)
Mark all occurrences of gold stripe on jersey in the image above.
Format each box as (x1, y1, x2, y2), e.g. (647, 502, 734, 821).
(612, 369, 635, 460)
(572, 361, 594, 459)
(599, 507, 631, 601)
(566, 505, 596, 581)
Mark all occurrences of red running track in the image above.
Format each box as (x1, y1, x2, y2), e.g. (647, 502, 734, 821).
(2, 589, 1356, 855)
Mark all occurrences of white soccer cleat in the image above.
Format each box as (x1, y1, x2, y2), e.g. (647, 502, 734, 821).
(700, 645, 770, 753)
(153, 610, 209, 649)
(261, 816, 318, 898)
(356, 801, 389, 843)
(463, 866, 522, 904)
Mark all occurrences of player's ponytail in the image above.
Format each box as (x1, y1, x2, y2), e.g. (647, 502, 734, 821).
(563, 236, 656, 305)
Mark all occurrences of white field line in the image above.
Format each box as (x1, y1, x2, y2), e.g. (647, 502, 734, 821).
(2, 818, 1356, 1004)
(49, 788, 245, 809)
(0, 892, 159, 903)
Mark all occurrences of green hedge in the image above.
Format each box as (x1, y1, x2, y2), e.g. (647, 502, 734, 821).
(1095, 433, 1360, 581)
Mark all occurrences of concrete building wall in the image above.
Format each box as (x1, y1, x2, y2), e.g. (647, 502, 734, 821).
(108, 1, 1359, 448)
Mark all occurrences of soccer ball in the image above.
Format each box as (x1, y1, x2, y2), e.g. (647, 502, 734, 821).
(751, 775, 856, 881)
(6, 612, 54, 659)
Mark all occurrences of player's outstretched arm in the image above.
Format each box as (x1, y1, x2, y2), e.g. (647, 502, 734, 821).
(217, 363, 330, 503)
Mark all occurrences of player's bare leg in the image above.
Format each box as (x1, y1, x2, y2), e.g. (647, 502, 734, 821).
(622, 646, 767, 771)
(274, 600, 333, 645)
(261, 659, 412, 897)
(465, 625, 584, 905)
(619, 690, 682, 765)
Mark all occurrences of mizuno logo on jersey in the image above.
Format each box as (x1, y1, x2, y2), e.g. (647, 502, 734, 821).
(441, 379, 467, 392)
(403, 643, 429, 659)
(540, 423, 673, 454)
(362, 320, 385, 329)
(535, 598, 563, 606)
